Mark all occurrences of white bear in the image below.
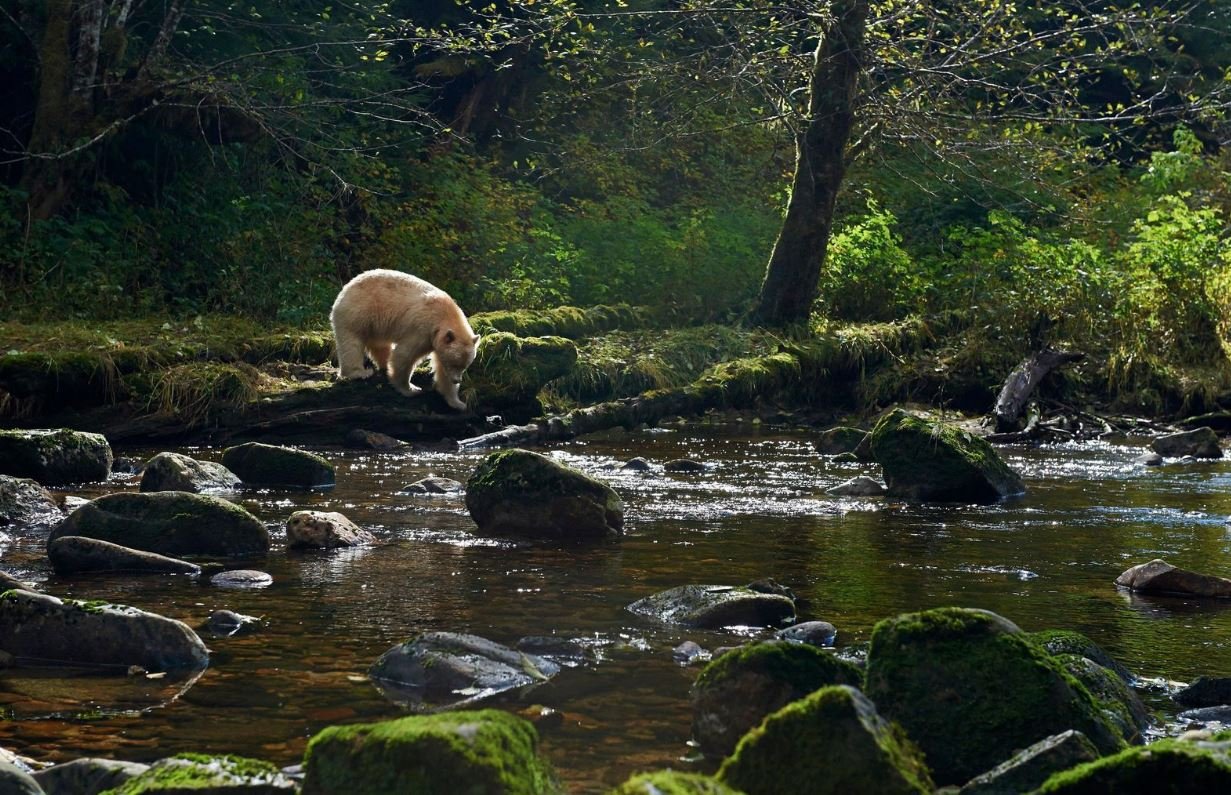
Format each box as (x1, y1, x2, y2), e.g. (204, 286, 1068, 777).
(330, 269, 480, 410)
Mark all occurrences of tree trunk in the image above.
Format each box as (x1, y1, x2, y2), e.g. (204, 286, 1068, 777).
(752, 0, 868, 327)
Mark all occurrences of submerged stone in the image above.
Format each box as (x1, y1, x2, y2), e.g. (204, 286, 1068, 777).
(717, 685, 933, 795)
(664, 459, 706, 473)
(0, 428, 113, 486)
(221, 442, 335, 489)
(344, 428, 405, 450)
(1115, 559, 1231, 598)
(1150, 427, 1223, 459)
(960, 730, 1100, 794)
(106, 753, 296, 794)
(826, 475, 886, 496)
(610, 771, 740, 794)
(1036, 738, 1231, 792)
(139, 452, 241, 493)
(399, 476, 464, 495)
(775, 620, 838, 647)
(627, 584, 795, 630)
(302, 709, 559, 795)
(869, 409, 1025, 502)
(47, 536, 201, 576)
(465, 449, 622, 540)
(0, 475, 62, 530)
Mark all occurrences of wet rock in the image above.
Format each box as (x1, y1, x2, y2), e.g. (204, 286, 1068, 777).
(370, 632, 560, 707)
(344, 428, 405, 450)
(221, 442, 335, 489)
(302, 709, 558, 795)
(627, 584, 795, 630)
(0, 428, 113, 486)
(869, 409, 1026, 502)
(960, 730, 1100, 794)
(826, 475, 886, 497)
(0, 475, 63, 530)
(1115, 559, 1231, 598)
(747, 577, 795, 600)
(201, 609, 261, 638)
(832, 452, 861, 463)
(114, 754, 296, 793)
(49, 491, 269, 557)
(398, 476, 464, 495)
(1029, 629, 1134, 682)
(139, 452, 242, 493)
(673, 641, 710, 666)
(717, 685, 934, 794)
(776, 620, 838, 647)
(816, 426, 869, 455)
(0, 590, 208, 672)
(692, 641, 862, 757)
(465, 449, 623, 540)
(864, 607, 1127, 786)
(47, 536, 201, 576)
(285, 510, 375, 549)
(1034, 739, 1231, 792)
(0, 571, 34, 592)
(0, 747, 33, 772)
(112, 456, 145, 475)
(664, 458, 706, 473)
(1176, 677, 1231, 709)
(59, 495, 90, 513)
(210, 569, 273, 589)
(1135, 451, 1164, 466)
(515, 636, 590, 665)
(620, 457, 652, 472)
(612, 771, 740, 794)
(1151, 427, 1223, 459)
(1055, 654, 1153, 741)
(0, 761, 41, 795)
(1178, 705, 1231, 724)
(33, 757, 149, 795)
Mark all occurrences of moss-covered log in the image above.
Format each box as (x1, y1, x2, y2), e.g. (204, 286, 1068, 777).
(470, 304, 652, 339)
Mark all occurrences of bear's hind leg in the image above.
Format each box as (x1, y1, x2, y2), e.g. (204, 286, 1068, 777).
(389, 342, 428, 398)
(335, 327, 376, 380)
(368, 343, 393, 375)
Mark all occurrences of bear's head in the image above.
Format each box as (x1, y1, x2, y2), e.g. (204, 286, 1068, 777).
(434, 328, 481, 378)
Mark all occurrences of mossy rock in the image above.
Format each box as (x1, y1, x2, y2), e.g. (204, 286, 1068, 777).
(103, 753, 296, 794)
(0, 428, 113, 486)
(959, 730, 1100, 794)
(608, 770, 741, 794)
(465, 449, 622, 540)
(1028, 629, 1134, 682)
(0, 474, 62, 529)
(717, 685, 933, 795)
(692, 641, 863, 757)
(221, 442, 335, 489)
(0, 350, 123, 405)
(466, 333, 578, 407)
(49, 491, 269, 557)
(1036, 739, 1231, 793)
(243, 331, 335, 364)
(868, 409, 1025, 502)
(302, 709, 559, 795)
(33, 758, 149, 794)
(1054, 654, 1153, 742)
(864, 608, 1127, 786)
(628, 584, 795, 630)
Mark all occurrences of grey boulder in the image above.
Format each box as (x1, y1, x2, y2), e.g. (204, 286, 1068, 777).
(47, 536, 201, 576)
(139, 452, 241, 493)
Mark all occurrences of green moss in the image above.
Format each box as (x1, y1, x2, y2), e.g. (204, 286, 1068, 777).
(243, 331, 334, 364)
(302, 709, 559, 795)
(1054, 654, 1152, 742)
(695, 641, 861, 692)
(146, 362, 263, 426)
(465, 333, 578, 406)
(1029, 629, 1133, 681)
(470, 305, 650, 339)
(1036, 740, 1231, 793)
(608, 770, 740, 794)
(0, 428, 113, 485)
(102, 753, 288, 793)
(220, 442, 335, 489)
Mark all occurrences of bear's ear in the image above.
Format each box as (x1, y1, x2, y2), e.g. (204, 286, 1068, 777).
(443, 329, 456, 344)
(472, 334, 481, 345)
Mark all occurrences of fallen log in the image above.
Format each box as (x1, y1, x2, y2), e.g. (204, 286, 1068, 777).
(991, 348, 1085, 433)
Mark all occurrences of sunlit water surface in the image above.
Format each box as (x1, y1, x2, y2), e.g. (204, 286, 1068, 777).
(2, 425, 1230, 791)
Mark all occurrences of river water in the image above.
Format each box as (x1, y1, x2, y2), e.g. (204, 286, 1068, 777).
(2, 421, 1230, 791)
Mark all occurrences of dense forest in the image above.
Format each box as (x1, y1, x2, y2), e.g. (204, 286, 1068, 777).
(1, 0, 1230, 418)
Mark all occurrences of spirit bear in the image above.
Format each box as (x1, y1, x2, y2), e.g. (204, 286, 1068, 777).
(330, 269, 480, 410)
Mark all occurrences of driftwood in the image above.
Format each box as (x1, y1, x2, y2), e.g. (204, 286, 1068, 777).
(991, 348, 1085, 433)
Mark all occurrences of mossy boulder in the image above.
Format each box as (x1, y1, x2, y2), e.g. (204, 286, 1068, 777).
(103, 753, 296, 794)
(627, 584, 795, 630)
(868, 409, 1025, 502)
(465, 449, 622, 540)
(959, 730, 1100, 794)
(48, 536, 201, 576)
(863, 607, 1126, 786)
(1054, 654, 1152, 742)
(609, 770, 741, 794)
(0, 428, 113, 486)
(139, 452, 241, 493)
(691, 641, 863, 757)
(0, 590, 208, 672)
(220, 442, 335, 489)
(466, 333, 578, 407)
(0, 474, 62, 529)
(49, 491, 269, 557)
(1036, 738, 1231, 793)
(1029, 629, 1134, 682)
(816, 426, 869, 455)
(302, 709, 559, 795)
(717, 685, 933, 795)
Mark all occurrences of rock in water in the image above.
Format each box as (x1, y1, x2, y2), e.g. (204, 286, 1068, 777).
(285, 510, 375, 549)
(664, 458, 706, 473)
(0, 761, 41, 795)
(0, 475, 63, 529)
(32, 758, 150, 795)
(221, 442, 335, 489)
(49, 491, 269, 557)
(0, 428, 113, 486)
(0, 590, 208, 672)
(1175, 677, 1231, 709)
(210, 569, 273, 589)
(112, 755, 296, 793)
(1028, 629, 1134, 683)
(47, 536, 201, 575)
(345, 428, 405, 450)
(627, 584, 795, 630)
(960, 730, 1100, 794)
(1053, 654, 1153, 743)
(139, 452, 242, 493)
(1035, 739, 1231, 792)
(1150, 427, 1223, 459)
(869, 409, 1025, 502)
(815, 426, 869, 455)
(399, 476, 464, 495)
(611, 771, 740, 794)
(776, 620, 838, 647)
(302, 710, 558, 795)
(826, 476, 886, 497)
(465, 449, 622, 540)
(717, 686, 933, 795)
(1115, 559, 1231, 598)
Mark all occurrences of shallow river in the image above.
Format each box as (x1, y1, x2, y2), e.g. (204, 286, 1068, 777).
(2, 422, 1231, 791)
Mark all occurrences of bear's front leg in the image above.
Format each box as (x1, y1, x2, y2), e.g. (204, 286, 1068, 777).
(389, 344, 428, 398)
(435, 375, 467, 411)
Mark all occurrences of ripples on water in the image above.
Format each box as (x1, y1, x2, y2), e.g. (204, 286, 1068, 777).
(1, 426, 1230, 791)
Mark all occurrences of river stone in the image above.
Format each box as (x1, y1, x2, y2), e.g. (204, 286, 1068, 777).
(816, 426, 869, 455)
(611, 771, 740, 794)
(1029, 628, 1134, 682)
(398, 476, 464, 495)
(1135, 451, 1165, 466)
(0, 428, 113, 486)
(285, 510, 375, 549)
(960, 730, 1100, 794)
(717, 685, 933, 795)
(302, 709, 558, 795)
(627, 584, 795, 630)
(139, 452, 242, 493)
(826, 475, 886, 497)
(664, 458, 706, 473)
(1151, 426, 1223, 459)
(47, 536, 201, 576)
(776, 620, 838, 647)
(1035, 738, 1231, 792)
(869, 409, 1025, 502)
(370, 632, 560, 706)
(673, 640, 710, 666)
(620, 457, 652, 471)
(0, 475, 62, 529)
(112, 754, 297, 794)
(210, 569, 273, 589)
(1115, 559, 1231, 598)
(220, 442, 335, 489)
(1055, 654, 1152, 742)
(0, 571, 34, 592)
(691, 640, 863, 757)
(1176, 677, 1231, 708)
(1179, 706, 1231, 723)
(201, 609, 261, 638)
(33, 757, 150, 795)
(863, 607, 1127, 786)
(0, 589, 208, 672)
(465, 449, 623, 540)
(49, 491, 269, 557)
(0, 761, 41, 795)
(344, 428, 405, 450)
